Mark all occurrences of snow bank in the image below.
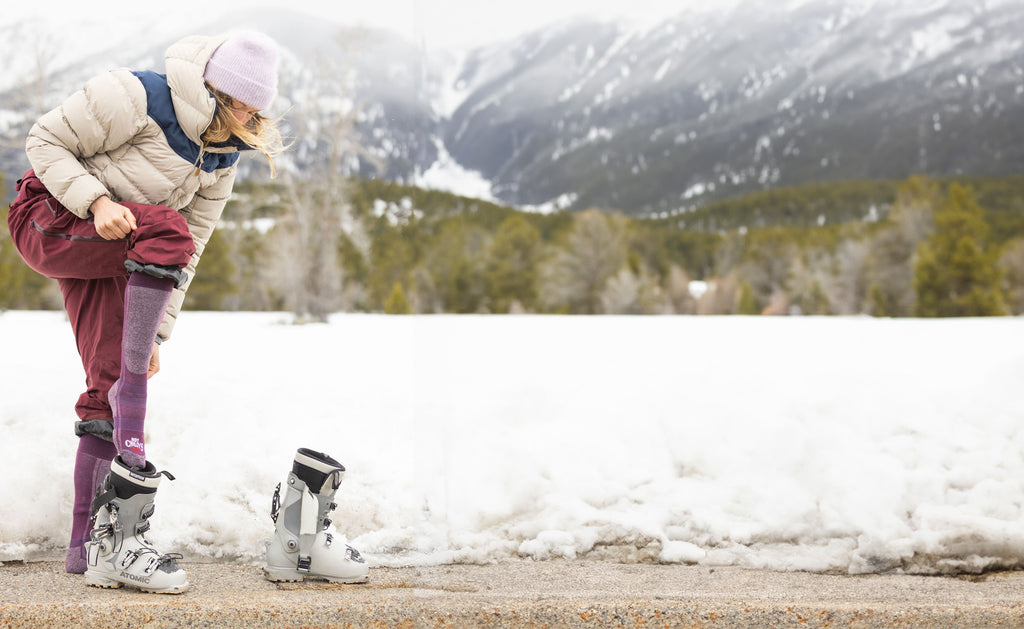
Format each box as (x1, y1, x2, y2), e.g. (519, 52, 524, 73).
(1, 311, 1022, 574)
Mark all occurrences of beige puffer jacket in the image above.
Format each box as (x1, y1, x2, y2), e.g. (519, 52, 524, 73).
(25, 34, 245, 342)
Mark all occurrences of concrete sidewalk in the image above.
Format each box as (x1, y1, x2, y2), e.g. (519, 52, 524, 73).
(1, 560, 1022, 628)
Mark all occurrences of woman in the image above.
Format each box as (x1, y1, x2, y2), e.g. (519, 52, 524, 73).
(7, 30, 283, 592)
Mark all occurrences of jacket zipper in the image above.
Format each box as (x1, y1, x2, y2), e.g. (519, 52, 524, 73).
(194, 143, 206, 177)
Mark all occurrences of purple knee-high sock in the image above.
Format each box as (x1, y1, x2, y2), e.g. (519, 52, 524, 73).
(66, 434, 115, 574)
(109, 272, 174, 468)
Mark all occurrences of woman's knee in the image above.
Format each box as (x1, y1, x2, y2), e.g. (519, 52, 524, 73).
(123, 203, 195, 269)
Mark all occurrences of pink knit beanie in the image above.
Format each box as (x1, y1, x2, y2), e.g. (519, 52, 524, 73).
(204, 31, 279, 110)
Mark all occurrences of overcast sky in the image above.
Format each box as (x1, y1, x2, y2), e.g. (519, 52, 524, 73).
(2, 0, 743, 49)
(323, 0, 719, 47)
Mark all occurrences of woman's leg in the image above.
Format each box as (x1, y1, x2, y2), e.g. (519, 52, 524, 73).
(65, 434, 116, 574)
(108, 271, 176, 467)
(8, 171, 194, 570)
(8, 171, 193, 426)
(58, 275, 129, 422)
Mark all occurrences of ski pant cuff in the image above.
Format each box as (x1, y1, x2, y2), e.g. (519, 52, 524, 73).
(74, 419, 114, 443)
(125, 259, 188, 289)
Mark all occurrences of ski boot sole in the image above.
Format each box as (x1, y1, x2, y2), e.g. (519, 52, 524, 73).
(264, 567, 369, 584)
(83, 573, 122, 590)
(140, 584, 189, 594)
(85, 572, 189, 594)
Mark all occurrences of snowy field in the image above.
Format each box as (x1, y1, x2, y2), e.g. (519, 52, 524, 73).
(1, 311, 1022, 575)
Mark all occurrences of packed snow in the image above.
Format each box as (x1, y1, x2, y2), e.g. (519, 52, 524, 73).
(1, 311, 1023, 575)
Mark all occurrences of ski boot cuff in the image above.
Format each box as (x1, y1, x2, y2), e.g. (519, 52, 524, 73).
(293, 448, 345, 494)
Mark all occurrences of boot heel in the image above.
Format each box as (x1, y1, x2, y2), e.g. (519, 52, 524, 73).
(264, 566, 304, 582)
(84, 571, 123, 589)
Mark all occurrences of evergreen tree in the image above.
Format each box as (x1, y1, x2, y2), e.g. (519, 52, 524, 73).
(867, 283, 889, 317)
(368, 228, 416, 311)
(384, 282, 412, 314)
(184, 229, 237, 310)
(914, 183, 1007, 317)
(234, 225, 280, 311)
(484, 215, 541, 313)
(0, 204, 60, 310)
(862, 176, 937, 317)
(794, 280, 830, 315)
(736, 281, 760, 314)
(328, 232, 369, 312)
(425, 220, 486, 314)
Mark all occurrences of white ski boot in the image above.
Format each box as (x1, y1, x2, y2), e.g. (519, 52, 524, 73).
(264, 448, 369, 584)
(84, 456, 188, 594)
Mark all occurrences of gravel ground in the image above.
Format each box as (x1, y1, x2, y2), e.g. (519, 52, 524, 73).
(1, 560, 1022, 628)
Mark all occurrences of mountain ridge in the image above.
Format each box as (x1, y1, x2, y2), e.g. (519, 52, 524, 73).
(2, 0, 1022, 215)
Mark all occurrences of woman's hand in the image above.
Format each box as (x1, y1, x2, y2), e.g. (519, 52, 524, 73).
(148, 342, 160, 379)
(91, 196, 137, 240)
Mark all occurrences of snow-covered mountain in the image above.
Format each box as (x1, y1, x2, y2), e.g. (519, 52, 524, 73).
(444, 0, 1024, 214)
(2, 0, 1023, 215)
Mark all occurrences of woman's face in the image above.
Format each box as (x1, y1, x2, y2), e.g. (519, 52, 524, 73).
(228, 99, 260, 124)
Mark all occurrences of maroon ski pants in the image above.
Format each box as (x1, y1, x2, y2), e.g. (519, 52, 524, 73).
(7, 170, 195, 420)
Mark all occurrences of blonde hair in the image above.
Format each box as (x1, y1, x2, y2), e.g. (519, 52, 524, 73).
(202, 84, 284, 177)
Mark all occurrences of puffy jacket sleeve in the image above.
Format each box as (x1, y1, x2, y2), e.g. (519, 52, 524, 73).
(25, 69, 148, 219)
(157, 166, 237, 342)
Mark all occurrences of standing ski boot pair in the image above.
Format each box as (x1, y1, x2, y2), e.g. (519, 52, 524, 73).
(265, 448, 369, 584)
(79, 447, 366, 592)
(83, 456, 189, 594)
